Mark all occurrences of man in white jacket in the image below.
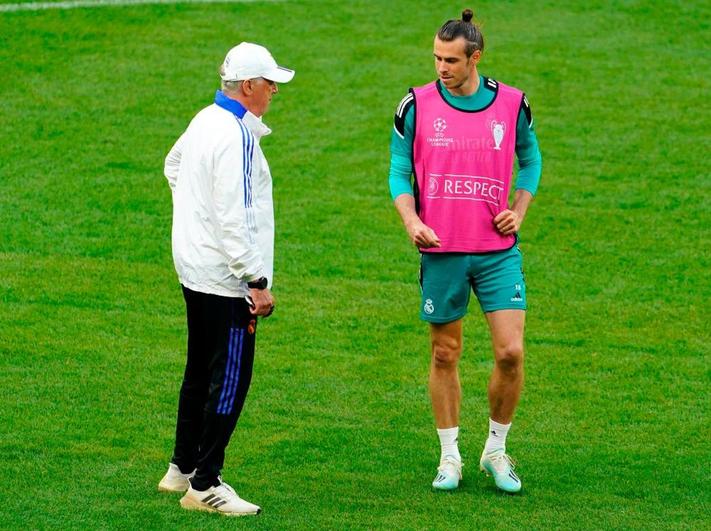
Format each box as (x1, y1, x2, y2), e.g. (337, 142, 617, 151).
(158, 42, 294, 516)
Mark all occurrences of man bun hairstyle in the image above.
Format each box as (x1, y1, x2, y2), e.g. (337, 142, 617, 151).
(437, 8, 484, 57)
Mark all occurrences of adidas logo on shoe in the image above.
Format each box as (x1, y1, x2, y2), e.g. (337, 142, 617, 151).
(180, 481, 261, 516)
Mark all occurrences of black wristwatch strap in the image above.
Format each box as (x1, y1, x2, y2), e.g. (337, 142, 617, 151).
(247, 276, 268, 290)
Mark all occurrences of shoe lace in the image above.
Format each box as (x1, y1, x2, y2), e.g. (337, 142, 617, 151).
(490, 453, 517, 473)
(214, 479, 237, 498)
(438, 456, 463, 472)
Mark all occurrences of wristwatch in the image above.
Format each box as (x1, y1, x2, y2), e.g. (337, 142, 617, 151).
(247, 276, 268, 290)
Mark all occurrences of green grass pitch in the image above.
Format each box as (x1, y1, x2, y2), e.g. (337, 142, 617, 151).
(0, 0, 709, 528)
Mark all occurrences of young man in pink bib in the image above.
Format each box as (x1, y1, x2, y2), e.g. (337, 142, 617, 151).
(389, 9, 542, 493)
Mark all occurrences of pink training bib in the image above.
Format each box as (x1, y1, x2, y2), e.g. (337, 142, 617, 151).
(412, 79, 523, 253)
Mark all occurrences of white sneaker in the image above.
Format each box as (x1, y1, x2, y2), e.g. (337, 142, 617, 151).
(432, 456, 462, 490)
(479, 451, 522, 493)
(158, 463, 195, 493)
(180, 481, 261, 516)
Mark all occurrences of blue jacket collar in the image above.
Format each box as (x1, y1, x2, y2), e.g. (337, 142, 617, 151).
(214, 90, 247, 119)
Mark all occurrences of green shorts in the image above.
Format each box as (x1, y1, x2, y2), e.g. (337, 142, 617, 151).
(419, 245, 526, 323)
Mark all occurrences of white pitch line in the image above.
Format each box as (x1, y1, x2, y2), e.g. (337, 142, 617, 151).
(0, 0, 275, 13)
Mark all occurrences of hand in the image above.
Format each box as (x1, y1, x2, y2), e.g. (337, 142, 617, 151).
(405, 219, 441, 248)
(248, 288, 275, 317)
(493, 209, 521, 235)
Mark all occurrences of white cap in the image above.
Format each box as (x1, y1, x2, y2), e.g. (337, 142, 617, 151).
(220, 42, 295, 83)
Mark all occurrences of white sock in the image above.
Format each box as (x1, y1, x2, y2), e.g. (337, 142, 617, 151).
(437, 426, 461, 463)
(484, 418, 511, 456)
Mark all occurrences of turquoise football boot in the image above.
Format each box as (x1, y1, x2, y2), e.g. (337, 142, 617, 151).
(479, 452, 522, 493)
(432, 456, 462, 491)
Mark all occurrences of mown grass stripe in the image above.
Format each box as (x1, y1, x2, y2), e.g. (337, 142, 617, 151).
(0, 0, 277, 13)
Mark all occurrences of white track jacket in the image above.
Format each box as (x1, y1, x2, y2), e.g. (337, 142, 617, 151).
(164, 101, 274, 298)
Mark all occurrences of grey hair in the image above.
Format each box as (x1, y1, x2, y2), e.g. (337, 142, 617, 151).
(437, 8, 484, 57)
(218, 64, 242, 92)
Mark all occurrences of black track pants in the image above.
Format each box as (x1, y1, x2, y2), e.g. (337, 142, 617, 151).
(171, 285, 257, 491)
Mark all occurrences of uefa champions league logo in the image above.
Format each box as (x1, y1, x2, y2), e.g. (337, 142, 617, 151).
(427, 117, 454, 147)
(490, 120, 506, 150)
(427, 177, 439, 196)
(433, 117, 447, 133)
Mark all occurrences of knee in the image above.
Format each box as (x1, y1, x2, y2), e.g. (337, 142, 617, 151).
(494, 342, 524, 375)
(431, 336, 462, 369)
